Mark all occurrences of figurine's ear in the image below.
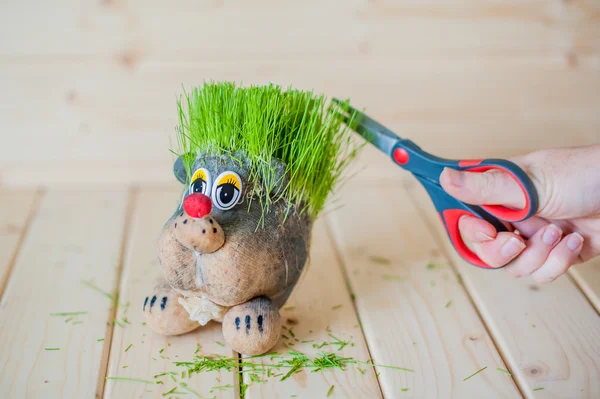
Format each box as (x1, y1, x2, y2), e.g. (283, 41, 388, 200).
(173, 156, 188, 184)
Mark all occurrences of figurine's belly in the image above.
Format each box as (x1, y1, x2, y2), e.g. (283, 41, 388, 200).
(199, 213, 309, 307)
(197, 241, 295, 307)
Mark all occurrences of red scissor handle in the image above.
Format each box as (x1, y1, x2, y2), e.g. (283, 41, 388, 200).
(391, 142, 539, 223)
(417, 177, 512, 269)
(442, 209, 505, 269)
(457, 159, 538, 222)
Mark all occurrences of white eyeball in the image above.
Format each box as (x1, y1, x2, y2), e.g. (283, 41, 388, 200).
(211, 171, 242, 210)
(188, 168, 212, 196)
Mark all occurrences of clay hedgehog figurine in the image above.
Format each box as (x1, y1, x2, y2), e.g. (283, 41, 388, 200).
(143, 82, 359, 355)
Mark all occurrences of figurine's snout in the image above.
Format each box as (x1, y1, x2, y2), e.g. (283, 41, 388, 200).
(183, 193, 212, 218)
(173, 199, 225, 254)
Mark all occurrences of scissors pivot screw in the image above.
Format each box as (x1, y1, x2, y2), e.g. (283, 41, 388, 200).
(393, 148, 410, 165)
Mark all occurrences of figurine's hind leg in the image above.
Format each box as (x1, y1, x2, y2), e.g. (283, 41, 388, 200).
(143, 280, 200, 336)
(222, 297, 281, 355)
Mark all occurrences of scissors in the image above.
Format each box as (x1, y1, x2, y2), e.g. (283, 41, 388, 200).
(334, 99, 539, 269)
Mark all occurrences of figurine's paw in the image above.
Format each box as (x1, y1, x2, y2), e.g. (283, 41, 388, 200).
(143, 282, 199, 336)
(222, 297, 281, 355)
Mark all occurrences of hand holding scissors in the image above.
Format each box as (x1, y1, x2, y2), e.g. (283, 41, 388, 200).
(335, 100, 539, 269)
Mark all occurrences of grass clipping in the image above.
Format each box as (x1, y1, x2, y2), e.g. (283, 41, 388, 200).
(175, 82, 360, 219)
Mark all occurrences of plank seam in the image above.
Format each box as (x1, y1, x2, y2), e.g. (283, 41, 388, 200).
(403, 182, 526, 399)
(0, 188, 44, 301)
(236, 352, 243, 399)
(322, 217, 385, 399)
(565, 270, 600, 317)
(95, 187, 137, 399)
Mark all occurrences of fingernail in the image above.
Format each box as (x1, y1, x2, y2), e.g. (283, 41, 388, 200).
(567, 233, 584, 251)
(542, 224, 562, 246)
(501, 237, 526, 258)
(445, 168, 464, 187)
(476, 232, 495, 242)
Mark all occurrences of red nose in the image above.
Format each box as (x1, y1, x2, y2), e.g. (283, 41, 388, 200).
(183, 193, 212, 218)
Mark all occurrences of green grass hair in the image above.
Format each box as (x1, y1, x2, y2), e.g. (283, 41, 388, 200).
(174, 81, 360, 219)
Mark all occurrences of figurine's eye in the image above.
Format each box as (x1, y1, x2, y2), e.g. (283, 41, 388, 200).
(189, 168, 212, 196)
(211, 171, 242, 210)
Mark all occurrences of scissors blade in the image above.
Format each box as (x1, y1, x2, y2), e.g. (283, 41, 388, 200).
(333, 98, 402, 157)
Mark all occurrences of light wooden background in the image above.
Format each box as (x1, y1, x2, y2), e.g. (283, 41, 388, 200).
(0, 0, 598, 187)
(1, 2, 600, 398)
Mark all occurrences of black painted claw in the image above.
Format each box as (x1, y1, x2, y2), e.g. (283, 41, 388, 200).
(257, 315, 264, 333)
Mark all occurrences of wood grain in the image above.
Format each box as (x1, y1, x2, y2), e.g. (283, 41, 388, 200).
(408, 181, 600, 398)
(1, 0, 599, 186)
(103, 188, 236, 399)
(1, 0, 598, 59)
(0, 189, 38, 297)
(243, 219, 382, 398)
(326, 181, 520, 398)
(1, 59, 598, 186)
(0, 189, 128, 398)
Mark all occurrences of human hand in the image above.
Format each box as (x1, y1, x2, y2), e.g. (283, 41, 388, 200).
(439, 144, 600, 283)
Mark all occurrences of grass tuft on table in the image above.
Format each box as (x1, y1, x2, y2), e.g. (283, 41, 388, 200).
(175, 81, 361, 219)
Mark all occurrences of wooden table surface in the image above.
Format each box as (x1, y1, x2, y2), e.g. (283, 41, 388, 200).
(0, 182, 599, 399)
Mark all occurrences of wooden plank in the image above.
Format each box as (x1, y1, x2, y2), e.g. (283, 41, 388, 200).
(0, 60, 598, 186)
(0, 0, 598, 58)
(243, 219, 382, 398)
(103, 188, 235, 399)
(570, 259, 600, 314)
(0, 188, 129, 398)
(326, 180, 520, 398)
(0, 190, 38, 297)
(407, 181, 600, 398)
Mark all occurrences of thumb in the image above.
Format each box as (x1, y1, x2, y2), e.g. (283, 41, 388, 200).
(439, 167, 525, 209)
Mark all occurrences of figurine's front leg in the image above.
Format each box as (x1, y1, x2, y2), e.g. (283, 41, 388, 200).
(222, 297, 281, 355)
(143, 279, 200, 336)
